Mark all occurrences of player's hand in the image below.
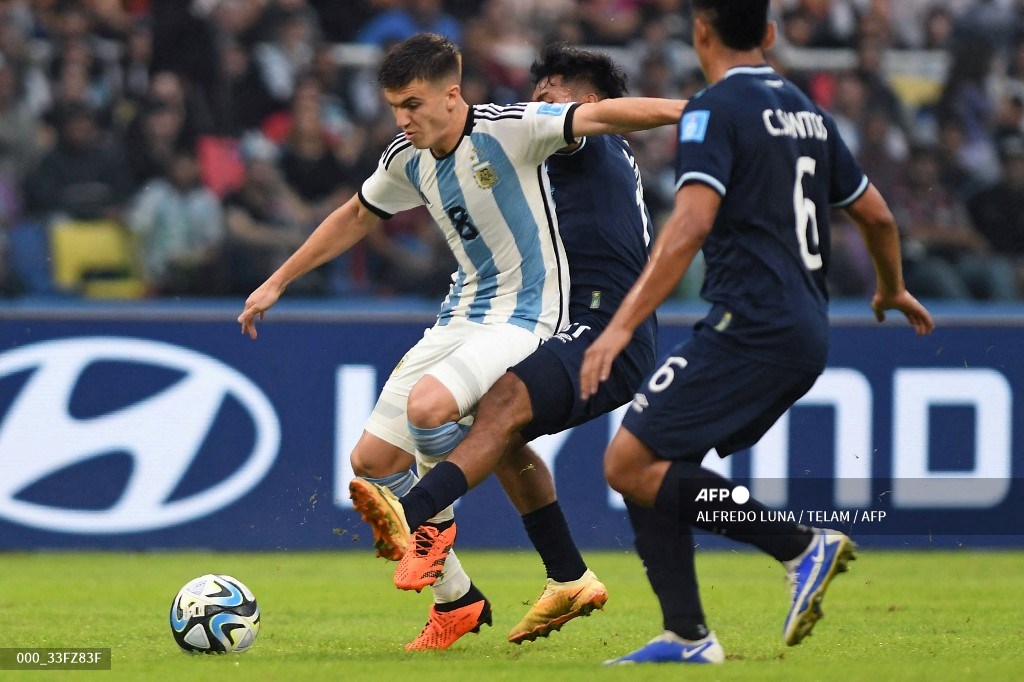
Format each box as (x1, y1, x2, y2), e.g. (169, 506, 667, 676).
(580, 325, 633, 400)
(238, 281, 284, 339)
(871, 289, 934, 336)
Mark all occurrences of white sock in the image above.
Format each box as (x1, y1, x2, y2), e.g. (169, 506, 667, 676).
(430, 550, 471, 604)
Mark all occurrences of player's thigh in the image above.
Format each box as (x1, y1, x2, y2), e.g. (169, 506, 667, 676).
(622, 336, 820, 461)
(513, 319, 657, 442)
(367, 321, 542, 448)
(364, 323, 467, 453)
(473, 372, 535, 432)
(424, 321, 543, 416)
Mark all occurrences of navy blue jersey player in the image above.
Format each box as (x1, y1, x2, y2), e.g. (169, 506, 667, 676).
(581, 0, 934, 666)
(350, 44, 663, 646)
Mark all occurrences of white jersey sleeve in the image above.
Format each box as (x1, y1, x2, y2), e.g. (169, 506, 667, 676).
(475, 101, 580, 166)
(358, 135, 423, 218)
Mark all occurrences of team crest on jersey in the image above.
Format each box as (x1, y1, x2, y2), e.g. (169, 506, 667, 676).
(471, 147, 498, 189)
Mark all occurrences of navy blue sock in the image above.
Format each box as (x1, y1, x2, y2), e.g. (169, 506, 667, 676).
(625, 500, 708, 641)
(400, 460, 468, 530)
(655, 460, 813, 562)
(522, 501, 588, 583)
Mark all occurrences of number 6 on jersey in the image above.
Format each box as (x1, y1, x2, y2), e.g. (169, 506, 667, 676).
(648, 356, 688, 393)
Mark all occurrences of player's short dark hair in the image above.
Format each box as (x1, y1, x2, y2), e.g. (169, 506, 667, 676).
(691, 0, 771, 51)
(530, 43, 628, 99)
(378, 33, 461, 90)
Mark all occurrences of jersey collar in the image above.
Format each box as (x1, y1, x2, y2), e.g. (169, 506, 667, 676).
(723, 65, 775, 80)
(431, 105, 475, 160)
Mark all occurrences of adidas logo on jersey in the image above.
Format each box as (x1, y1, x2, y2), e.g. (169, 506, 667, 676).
(631, 393, 649, 412)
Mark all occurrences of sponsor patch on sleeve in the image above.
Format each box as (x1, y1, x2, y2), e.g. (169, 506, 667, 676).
(680, 110, 711, 143)
(537, 102, 568, 116)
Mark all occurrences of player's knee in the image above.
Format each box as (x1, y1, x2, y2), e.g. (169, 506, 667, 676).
(407, 380, 459, 429)
(604, 449, 648, 499)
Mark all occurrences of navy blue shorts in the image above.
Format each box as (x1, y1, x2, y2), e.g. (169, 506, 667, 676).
(511, 314, 657, 442)
(622, 334, 820, 461)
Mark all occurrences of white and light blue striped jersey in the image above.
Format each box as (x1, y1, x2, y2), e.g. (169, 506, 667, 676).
(359, 101, 578, 337)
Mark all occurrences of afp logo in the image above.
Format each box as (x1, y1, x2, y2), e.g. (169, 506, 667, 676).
(0, 337, 280, 533)
(695, 486, 750, 504)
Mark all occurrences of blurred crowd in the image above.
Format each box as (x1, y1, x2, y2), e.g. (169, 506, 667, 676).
(1, 0, 1024, 302)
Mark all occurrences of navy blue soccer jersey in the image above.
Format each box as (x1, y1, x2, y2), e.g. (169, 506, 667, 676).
(509, 133, 658, 441)
(676, 65, 868, 370)
(546, 134, 653, 316)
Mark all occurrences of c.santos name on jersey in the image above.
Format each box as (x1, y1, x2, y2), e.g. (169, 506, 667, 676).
(762, 108, 828, 141)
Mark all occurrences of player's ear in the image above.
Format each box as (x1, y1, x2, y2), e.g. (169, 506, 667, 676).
(762, 20, 777, 51)
(693, 14, 712, 50)
(584, 93, 600, 104)
(446, 83, 461, 109)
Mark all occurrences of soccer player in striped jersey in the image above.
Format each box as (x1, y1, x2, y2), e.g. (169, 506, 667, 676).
(237, 33, 683, 650)
(579, 0, 933, 665)
(350, 43, 661, 648)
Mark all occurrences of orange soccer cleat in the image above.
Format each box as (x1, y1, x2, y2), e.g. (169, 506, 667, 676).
(349, 478, 411, 561)
(405, 598, 492, 651)
(394, 522, 458, 591)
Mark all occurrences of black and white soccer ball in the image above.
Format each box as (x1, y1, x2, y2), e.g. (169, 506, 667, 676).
(169, 574, 261, 653)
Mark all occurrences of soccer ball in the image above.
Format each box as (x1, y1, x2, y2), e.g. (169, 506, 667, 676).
(169, 574, 261, 653)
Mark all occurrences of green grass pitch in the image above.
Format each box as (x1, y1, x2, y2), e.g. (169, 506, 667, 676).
(1, 549, 1021, 681)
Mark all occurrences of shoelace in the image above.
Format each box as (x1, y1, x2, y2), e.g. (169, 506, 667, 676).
(411, 526, 438, 557)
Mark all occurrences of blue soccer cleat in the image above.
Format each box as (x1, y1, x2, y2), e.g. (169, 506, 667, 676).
(604, 631, 725, 665)
(783, 529, 857, 646)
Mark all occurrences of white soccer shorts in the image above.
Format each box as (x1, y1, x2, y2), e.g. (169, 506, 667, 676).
(364, 318, 543, 455)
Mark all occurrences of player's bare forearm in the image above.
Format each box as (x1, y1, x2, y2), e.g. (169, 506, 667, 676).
(237, 195, 379, 338)
(613, 229, 700, 334)
(613, 184, 719, 332)
(845, 184, 904, 296)
(572, 97, 686, 136)
(845, 184, 935, 335)
(269, 195, 378, 289)
(580, 184, 717, 397)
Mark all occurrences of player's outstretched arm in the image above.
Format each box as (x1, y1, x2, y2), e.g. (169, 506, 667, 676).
(844, 183, 934, 336)
(238, 194, 380, 339)
(572, 97, 686, 137)
(580, 183, 720, 399)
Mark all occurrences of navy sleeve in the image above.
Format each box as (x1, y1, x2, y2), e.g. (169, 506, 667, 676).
(674, 96, 734, 197)
(823, 112, 869, 207)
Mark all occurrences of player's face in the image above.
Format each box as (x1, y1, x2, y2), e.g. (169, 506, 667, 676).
(532, 74, 574, 104)
(532, 74, 598, 105)
(383, 77, 460, 150)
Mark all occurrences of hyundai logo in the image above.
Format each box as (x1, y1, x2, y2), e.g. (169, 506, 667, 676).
(0, 337, 280, 533)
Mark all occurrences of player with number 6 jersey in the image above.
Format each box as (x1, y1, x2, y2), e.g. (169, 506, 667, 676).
(674, 65, 866, 372)
(579, 0, 933, 665)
